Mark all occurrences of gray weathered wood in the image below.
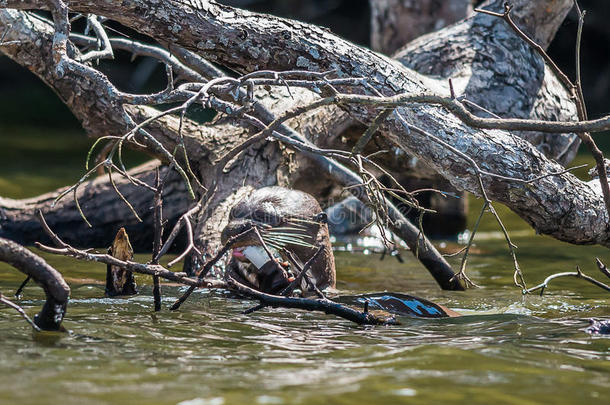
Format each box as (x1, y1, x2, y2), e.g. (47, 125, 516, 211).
(0, 237, 70, 330)
(0, 1, 607, 252)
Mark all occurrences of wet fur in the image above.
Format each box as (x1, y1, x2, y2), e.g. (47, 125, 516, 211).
(221, 187, 335, 293)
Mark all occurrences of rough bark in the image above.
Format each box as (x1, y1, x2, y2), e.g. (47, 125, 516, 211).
(395, 0, 579, 165)
(0, 0, 607, 257)
(302, 0, 578, 177)
(0, 237, 70, 330)
(26, 0, 604, 246)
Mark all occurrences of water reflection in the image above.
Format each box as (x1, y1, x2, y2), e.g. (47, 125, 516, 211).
(1, 240, 609, 405)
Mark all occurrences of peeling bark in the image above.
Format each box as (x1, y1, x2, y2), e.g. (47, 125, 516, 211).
(0, 0, 607, 259)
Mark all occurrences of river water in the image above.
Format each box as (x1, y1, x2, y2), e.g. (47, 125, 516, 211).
(0, 129, 608, 404)
(1, 232, 608, 405)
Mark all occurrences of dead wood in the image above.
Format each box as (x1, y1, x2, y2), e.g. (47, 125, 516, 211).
(0, 237, 69, 330)
(0, 0, 608, 297)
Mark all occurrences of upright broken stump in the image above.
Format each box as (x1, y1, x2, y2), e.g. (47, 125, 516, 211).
(105, 228, 137, 296)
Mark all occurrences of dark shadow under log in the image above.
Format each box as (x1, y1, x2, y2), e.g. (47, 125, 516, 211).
(0, 237, 70, 331)
(0, 161, 189, 251)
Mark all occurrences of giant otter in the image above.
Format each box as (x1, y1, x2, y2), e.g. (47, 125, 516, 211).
(221, 187, 460, 318)
(221, 187, 335, 294)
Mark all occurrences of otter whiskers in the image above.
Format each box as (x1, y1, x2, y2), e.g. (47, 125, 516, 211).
(259, 225, 316, 250)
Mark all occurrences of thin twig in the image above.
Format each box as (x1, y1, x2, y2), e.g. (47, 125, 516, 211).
(451, 201, 488, 288)
(14, 276, 30, 298)
(151, 168, 163, 312)
(351, 108, 393, 155)
(169, 226, 257, 311)
(227, 276, 398, 325)
(0, 292, 41, 332)
(282, 249, 326, 299)
(523, 266, 610, 296)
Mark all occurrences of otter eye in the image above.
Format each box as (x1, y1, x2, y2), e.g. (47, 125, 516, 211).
(251, 210, 281, 226)
(231, 206, 247, 219)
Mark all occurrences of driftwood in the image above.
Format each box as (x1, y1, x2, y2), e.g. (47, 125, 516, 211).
(276, 0, 581, 238)
(0, 4, 462, 289)
(0, 237, 69, 330)
(0, 0, 609, 295)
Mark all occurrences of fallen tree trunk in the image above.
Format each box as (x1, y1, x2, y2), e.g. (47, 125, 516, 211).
(0, 6, 464, 289)
(0, 0, 608, 292)
(0, 160, 190, 250)
(48, 0, 604, 246)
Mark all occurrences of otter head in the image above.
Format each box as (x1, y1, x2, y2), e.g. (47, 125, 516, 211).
(221, 187, 335, 294)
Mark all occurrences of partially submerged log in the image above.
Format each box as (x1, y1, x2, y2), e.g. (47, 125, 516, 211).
(0, 161, 189, 250)
(0, 0, 607, 296)
(0, 237, 69, 331)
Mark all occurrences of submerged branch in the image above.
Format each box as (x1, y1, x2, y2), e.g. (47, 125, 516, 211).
(226, 276, 399, 326)
(0, 291, 42, 331)
(523, 266, 610, 296)
(0, 237, 69, 331)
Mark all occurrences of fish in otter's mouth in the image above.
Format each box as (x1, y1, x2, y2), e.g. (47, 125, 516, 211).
(221, 187, 336, 294)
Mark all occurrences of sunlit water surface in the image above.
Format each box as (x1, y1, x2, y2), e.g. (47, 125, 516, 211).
(1, 235, 609, 405)
(0, 128, 608, 404)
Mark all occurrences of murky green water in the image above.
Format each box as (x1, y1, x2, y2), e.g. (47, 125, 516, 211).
(0, 127, 609, 404)
(1, 241, 609, 405)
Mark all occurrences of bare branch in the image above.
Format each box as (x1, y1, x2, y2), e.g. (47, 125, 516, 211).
(226, 275, 399, 326)
(0, 292, 41, 331)
(70, 34, 205, 82)
(524, 266, 610, 296)
(77, 14, 113, 62)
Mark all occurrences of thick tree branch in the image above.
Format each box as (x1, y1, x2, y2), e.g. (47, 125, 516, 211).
(5, 0, 602, 247)
(0, 237, 69, 330)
